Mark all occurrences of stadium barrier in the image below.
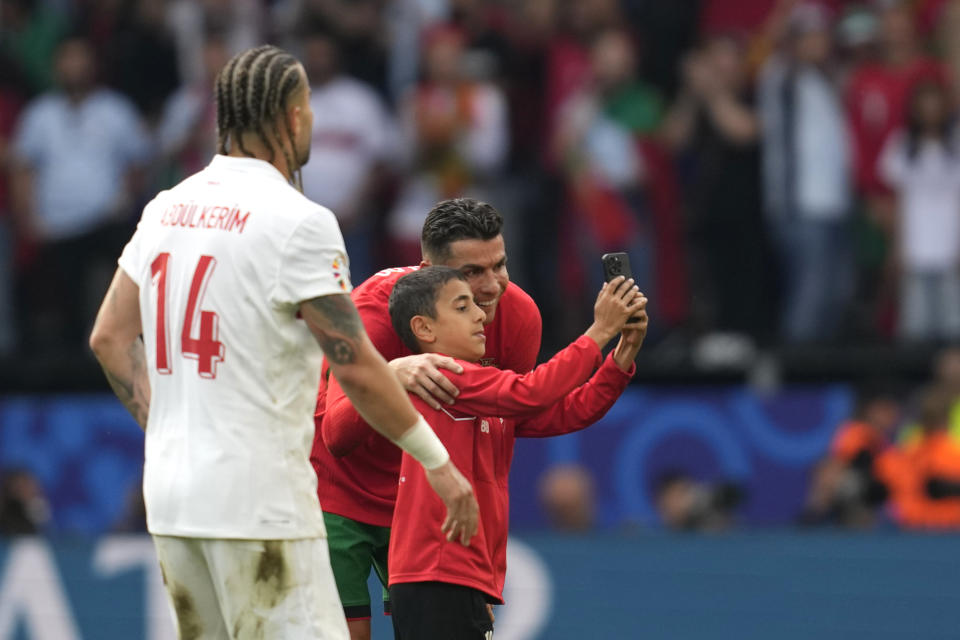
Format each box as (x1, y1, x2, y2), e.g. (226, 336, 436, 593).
(1, 533, 958, 640)
(0, 387, 853, 533)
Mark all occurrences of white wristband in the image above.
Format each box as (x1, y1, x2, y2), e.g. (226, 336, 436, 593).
(394, 414, 450, 470)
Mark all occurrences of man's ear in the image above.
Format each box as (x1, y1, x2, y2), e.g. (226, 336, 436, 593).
(410, 315, 435, 345)
(288, 104, 302, 138)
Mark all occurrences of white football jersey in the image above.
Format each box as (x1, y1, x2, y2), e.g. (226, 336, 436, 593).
(118, 155, 351, 539)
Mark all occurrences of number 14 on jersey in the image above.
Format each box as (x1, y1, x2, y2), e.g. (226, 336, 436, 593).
(150, 252, 225, 378)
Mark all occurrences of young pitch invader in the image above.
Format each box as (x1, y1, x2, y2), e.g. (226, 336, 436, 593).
(324, 266, 647, 639)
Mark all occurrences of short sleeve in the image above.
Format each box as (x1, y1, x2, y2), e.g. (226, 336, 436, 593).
(275, 209, 352, 305)
(117, 218, 147, 283)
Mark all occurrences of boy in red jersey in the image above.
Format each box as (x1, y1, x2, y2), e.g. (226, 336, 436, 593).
(327, 266, 646, 638)
(311, 198, 541, 638)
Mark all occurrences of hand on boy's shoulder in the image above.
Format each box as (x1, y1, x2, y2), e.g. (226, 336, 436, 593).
(391, 352, 467, 410)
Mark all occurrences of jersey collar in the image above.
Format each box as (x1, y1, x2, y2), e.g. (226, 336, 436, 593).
(208, 154, 290, 183)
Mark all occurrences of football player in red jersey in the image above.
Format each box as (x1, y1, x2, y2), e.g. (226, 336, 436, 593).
(311, 198, 541, 639)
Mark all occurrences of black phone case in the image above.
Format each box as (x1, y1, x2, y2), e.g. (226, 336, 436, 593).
(601, 252, 633, 283)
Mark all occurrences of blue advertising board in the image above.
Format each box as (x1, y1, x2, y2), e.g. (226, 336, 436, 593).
(0, 387, 853, 534)
(1, 533, 959, 640)
(509, 386, 852, 528)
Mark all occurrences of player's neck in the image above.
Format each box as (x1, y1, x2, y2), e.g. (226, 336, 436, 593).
(226, 133, 295, 181)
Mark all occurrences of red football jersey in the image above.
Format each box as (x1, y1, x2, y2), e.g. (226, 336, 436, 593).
(311, 266, 542, 526)
(388, 336, 635, 602)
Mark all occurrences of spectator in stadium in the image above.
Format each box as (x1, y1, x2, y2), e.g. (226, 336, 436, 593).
(887, 386, 960, 529)
(96, 0, 180, 124)
(166, 0, 262, 89)
(0, 468, 50, 536)
(846, 1, 948, 336)
(537, 464, 597, 532)
(653, 470, 743, 532)
(366, 265, 645, 638)
(286, 0, 390, 99)
(835, 4, 880, 86)
(543, 0, 626, 143)
(155, 33, 229, 184)
(847, 1, 947, 203)
(10, 34, 151, 357)
(800, 381, 902, 528)
(662, 32, 770, 341)
(553, 27, 661, 340)
(879, 79, 960, 342)
(300, 28, 395, 283)
(758, 3, 854, 343)
(898, 346, 960, 445)
(387, 26, 508, 266)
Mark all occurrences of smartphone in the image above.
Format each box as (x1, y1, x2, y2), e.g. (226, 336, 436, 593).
(601, 252, 633, 283)
(601, 252, 641, 323)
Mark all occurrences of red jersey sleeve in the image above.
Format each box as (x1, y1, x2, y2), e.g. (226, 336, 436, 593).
(316, 269, 414, 456)
(516, 353, 634, 438)
(447, 334, 602, 417)
(321, 371, 374, 457)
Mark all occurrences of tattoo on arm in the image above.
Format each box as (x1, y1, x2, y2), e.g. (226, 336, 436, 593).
(102, 337, 151, 430)
(306, 295, 364, 365)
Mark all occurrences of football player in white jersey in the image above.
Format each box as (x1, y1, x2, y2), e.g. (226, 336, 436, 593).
(89, 45, 478, 639)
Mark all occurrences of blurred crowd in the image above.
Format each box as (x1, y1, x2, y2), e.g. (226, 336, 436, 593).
(799, 345, 960, 531)
(2, 0, 960, 366)
(529, 345, 960, 533)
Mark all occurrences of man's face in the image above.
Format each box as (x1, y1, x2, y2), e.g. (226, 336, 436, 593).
(56, 40, 95, 97)
(428, 235, 509, 325)
(422, 279, 487, 361)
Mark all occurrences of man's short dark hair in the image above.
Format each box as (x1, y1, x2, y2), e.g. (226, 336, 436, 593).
(389, 266, 467, 353)
(420, 198, 503, 262)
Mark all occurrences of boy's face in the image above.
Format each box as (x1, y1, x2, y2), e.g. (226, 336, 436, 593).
(419, 279, 487, 361)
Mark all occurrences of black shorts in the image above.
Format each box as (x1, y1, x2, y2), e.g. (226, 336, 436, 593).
(389, 581, 494, 639)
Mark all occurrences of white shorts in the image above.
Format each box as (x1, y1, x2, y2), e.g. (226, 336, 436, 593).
(152, 535, 349, 640)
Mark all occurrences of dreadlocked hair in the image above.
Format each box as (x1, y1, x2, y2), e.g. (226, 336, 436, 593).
(214, 45, 307, 190)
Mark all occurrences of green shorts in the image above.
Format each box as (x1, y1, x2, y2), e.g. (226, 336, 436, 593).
(323, 511, 392, 620)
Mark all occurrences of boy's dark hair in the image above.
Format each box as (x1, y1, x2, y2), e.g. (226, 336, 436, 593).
(389, 266, 467, 353)
(214, 45, 307, 188)
(420, 198, 503, 262)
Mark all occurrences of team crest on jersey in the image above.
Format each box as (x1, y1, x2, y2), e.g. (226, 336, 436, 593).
(478, 357, 496, 367)
(332, 253, 351, 291)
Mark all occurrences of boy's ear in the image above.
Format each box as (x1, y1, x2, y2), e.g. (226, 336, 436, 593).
(410, 315, 436, 345)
